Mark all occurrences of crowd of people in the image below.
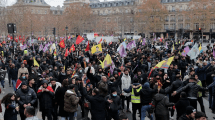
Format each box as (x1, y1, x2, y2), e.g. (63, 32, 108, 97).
(0, 38, 212, 120)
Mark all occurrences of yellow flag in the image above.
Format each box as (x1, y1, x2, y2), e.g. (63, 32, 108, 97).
(199, 44, 202, 51)
(33, 57, 40, 67)
(1, 51, 4, 57)
(124, 38, 126, 41)
(91, 44, 102, 54)
(54, 49, 57, 56)
(171, 43, 175, 53)
(50, 43, 56, 53)
(154, 60, 166, 69)
(166, 56, 174, 66)
(64, 65, 65, 70)
(99, 54, 112, 68)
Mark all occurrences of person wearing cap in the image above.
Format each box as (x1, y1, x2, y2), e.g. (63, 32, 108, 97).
(106, 87, 121, 120)
(172, 77, 206, 109)
(16, 82, 37, 120)
(37, 80, 54, 120)
(175, 92, 190, 120)
(178, 106, 196, 120)
(18, 63, 29, 78)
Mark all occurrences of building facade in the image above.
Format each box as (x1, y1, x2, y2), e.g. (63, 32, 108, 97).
(0, 0, 214, 39)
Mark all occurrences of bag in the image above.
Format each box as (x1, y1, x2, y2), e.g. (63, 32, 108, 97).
(84, 99, 91, 109)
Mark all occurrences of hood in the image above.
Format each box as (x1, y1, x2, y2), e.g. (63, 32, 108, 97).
(65, 90, 75, 97)
(94, 95, 105, 103)
(142, 82, 150, 89)
(133, 83, 140, 86)
(154, 93, 165, 101)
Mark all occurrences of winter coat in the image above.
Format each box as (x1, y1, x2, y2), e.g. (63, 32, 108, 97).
(195, 63, 211, 81)
(176, 82, 205, 99)
(58, 72, 67, 83)
(4, 102, 18, 120)
(37, 86, 54, 111)
(83, 87, 109, 120)
(55, 86, 68, 117)
(105, 94, 121, 112)
(175, 98, 190, 119)
(18, 67, 29, 78)
(16, 87, 37, 109)
(178, 114, 193, 120)
(152, 93, 174, 116)
(121, 73, 131, 97)
(165, 79, 182, 103)
(98, 80, 108, 97)
(64, 89, 79, 113)
(9, 68, 18, 80)
(133, 82, 157, 106)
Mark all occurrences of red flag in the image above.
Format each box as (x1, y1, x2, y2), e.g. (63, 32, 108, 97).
(19, 35, 22, 41)
(16, 79, 22, 89)
(76, 35, 84, 45)
(85, 41, 90, 51)
(109, 41, 112, 45)
(69, 44, 75, 52)
(37, 86, 54, 93)
(59, 40, 65, 48)
(2, 41, 6, 44)
(98, 38, 102, 44)
(38, 37, 41, 40)
(65, 48, 69, 57)
(94, 33, 98, 37)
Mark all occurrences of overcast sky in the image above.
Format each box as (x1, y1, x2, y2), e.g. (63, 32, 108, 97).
(4, 0, 107, 7)
(5, 0, 67, 7)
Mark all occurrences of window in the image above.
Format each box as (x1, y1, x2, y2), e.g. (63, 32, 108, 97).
(170, 15, 175, 21)
(130, 17, 133, 22)
(178, 23, 183, 29)
(179, 6, 183, 11)
(55, 11, 57, 14)
(108, 10, 111, 14)
(194, 23, 199, 30)
(165, 15, 169, 21)
(210, 23, 215, 29)
(185, 23, 190, 29)
(172, 6, 175, 12)
(45, 10, 47, 14)
(125, 9, 128, 13)
(178, 15, 183, 21)
(107, 18, 110, 22)
(170, 23, 176, 29)
(164, 24, 169, 30)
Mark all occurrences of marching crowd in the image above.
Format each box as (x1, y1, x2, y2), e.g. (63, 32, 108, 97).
(0, 38, 212, 120)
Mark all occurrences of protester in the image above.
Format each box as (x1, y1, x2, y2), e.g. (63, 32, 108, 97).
(16, 82, 37, 120)
(24, 106, 40, 120)
(1, 93, 19, 120)
(1, 37, 215, 120)
(178, 106, 196, 120)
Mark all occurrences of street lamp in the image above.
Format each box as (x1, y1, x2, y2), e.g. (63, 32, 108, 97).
(66, 26, 68, 43)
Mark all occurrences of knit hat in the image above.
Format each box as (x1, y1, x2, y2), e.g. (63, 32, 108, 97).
(21, 81, 27, 86)
(110, 87, 117, 93)
(186, 106, 196, 115)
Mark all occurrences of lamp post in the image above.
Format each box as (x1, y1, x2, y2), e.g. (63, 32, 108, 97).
(66, 26, 68, 43)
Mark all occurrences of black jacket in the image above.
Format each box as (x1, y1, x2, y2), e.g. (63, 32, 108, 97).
(55, 86, 68, 117)
(178, 114, 193, 120)
(105, 94, 121, 112)
(152, 93, 174, 116)
(9, 68, 18, 80)
(134, 83, 157, 106)
(176, 82, 205, 99)
(37, 87, 54, 111)
(16, 87, 37, 109)
(175, 98, 190, 119)
(83, 87, 109, 120)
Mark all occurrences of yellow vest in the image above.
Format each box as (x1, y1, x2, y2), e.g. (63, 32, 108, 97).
(131, 86, 142, 103)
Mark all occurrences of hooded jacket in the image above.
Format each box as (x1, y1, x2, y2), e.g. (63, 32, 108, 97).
(37, 85, 54, 111)
(64, 89, 79, 113)
(105, 94, 121, 112)
(83, 87, 109, 120)
(152, 93, 174, 116)
(134, 82, 157, 106)
(121, 73, 131, 96)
